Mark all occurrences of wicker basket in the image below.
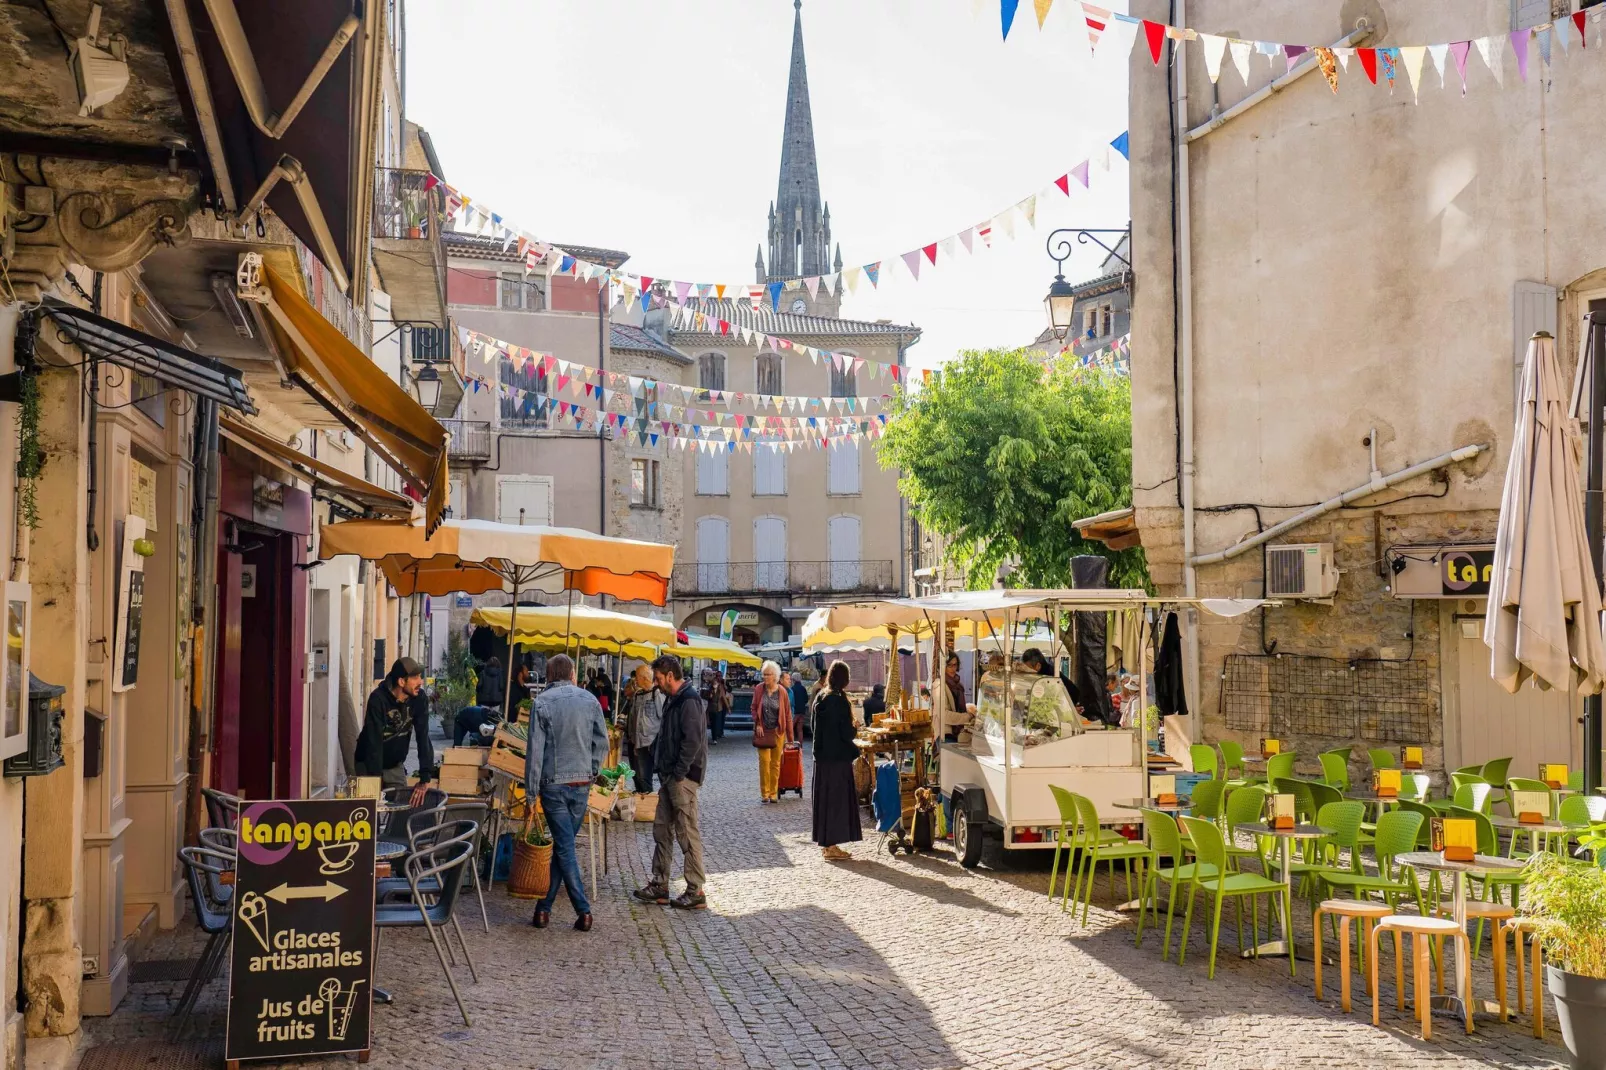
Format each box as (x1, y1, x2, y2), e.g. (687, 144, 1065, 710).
(634, 793, 659, 822)
(506, 812, 552, 899)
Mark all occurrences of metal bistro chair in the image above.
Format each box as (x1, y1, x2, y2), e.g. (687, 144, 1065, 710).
(380, 786, 447, 846)
(374, 838, 479, 1027)
(171, 846, 235, 1038)
(408, 806, 491, 931)
(200, 787, 241, 830)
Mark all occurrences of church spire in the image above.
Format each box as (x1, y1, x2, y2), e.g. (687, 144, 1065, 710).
(766, 0, 830, 281)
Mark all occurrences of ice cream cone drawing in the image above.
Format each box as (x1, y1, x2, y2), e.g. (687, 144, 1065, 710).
(237, 891, 271, 952)
(319, 977, 365, 1042)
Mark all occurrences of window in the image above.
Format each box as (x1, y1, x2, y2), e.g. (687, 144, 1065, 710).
(496, 476, 553, 527)
(499, 274, 544, 311)
(448, 477, 467, 519)
(754, 516, 787, 591)
(755, 352, 783, 396)
(497, 354, 548, 429)
(695, 516, 729, 593)
(753, 446, 786, 496)
(631, 459, 660, 507)
(696, 448, 729, 495)
(829, 360, 856, 399)
(698, 352, 726, 391)
(827, 439, 860, 496)
(1100, 304, 1114, 337)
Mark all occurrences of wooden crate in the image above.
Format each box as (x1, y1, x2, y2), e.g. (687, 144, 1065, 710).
(438, 770, 483, 795)
(441, 746, 488, 768)
(488, 737, 527, 779)
(588, 788, 615, 819)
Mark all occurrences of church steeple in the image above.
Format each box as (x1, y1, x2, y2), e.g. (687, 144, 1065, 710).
(766, 0, 831, 281)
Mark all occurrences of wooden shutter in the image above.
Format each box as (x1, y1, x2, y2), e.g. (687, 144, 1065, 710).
(697, 449, 728, 495)
(1513, 280, 1558, 405)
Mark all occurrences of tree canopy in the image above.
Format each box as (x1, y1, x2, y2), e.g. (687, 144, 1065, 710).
(879, 348, 1147, 590)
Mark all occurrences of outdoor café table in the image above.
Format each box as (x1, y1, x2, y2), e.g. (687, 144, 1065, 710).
(1346, 789, 1401, 822)
(1112, 797, 1191, 814)
(1490, 814, 1570, 857)
(1234, 822, 1332, 960)
(1397, 851, 1524, 1023)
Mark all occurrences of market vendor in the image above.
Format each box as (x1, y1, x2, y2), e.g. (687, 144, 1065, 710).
(1022, 647, 1083, 711)
(941, 652, 971, 743)
(355, 657, 436, 796)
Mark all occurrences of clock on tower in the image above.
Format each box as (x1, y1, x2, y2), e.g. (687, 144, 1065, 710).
(790, 297, 808, 314)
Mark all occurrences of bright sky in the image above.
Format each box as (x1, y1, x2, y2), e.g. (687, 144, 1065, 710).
(406, 0, 1132, 370)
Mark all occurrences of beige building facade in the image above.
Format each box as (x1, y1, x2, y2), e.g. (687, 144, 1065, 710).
(1122, 0, 1606, 785)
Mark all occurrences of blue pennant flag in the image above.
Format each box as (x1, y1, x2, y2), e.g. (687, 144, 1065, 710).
(1110, 131, 1130, 160)
(767, 281, 783, 311)
(1000, 0, 1020, 39)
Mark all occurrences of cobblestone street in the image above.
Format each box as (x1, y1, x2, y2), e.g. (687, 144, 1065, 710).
(84, 739, 1570, 1070)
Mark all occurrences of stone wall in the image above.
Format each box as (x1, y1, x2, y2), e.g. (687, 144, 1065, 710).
(605, 349, 686, 552)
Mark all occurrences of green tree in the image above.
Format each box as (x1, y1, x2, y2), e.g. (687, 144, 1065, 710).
(880, 348, 1147, 589)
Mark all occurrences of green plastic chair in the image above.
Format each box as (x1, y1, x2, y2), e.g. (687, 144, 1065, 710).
(1271, 777, 1317, 824)
(1307, 781, 1344, 815)
(1431, 781, 1492, 815)
(1454, 764, 1486, 777)
(1318, 750, 1351, 792)
(1177, 816, 1294, 979)
(1443, 805, 1519, 954)
(1190, 744, 1221, 781)
(1188, 780, 1225, 823)
(1138, 809, 1218, 959)
(1397, 800, 1438, 848)
(1218, 741, 1247, 781)
(1221, 785, 1268, 873)
(1264, 752, 1296, 783)
(1367, 748, 1397, 772)
(1557, 795, 1606, 860)
(1504, 777, 1555, 814)
(1266, 801, 1363, 908)
(1047, 785, 1124, 905)
(1327, 746, 1353, 764)
(1398, 772, 1432, 803)
(1068, 793, 1158, 925)
(1567, 770, 1584, 791)
(1482, 756, 1512, 792)
(1315, 810, 1427, 974)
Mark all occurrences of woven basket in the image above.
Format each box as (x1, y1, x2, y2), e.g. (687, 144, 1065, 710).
(506, 811, 552, 899)
(634, 793, 659, 822)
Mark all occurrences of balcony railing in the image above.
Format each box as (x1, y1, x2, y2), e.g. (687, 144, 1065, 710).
(672, 560, 895, 597)
(441, 419, 491, 461)
(373, 167, 446, 241)
(372, 167, 447, 322)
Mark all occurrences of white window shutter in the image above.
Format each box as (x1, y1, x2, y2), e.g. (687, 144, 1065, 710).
(697, 450, 729, 495)
(1513, 280, 1558, 404)
(754, 447, 785, 495)
(827, 440, 860, 495)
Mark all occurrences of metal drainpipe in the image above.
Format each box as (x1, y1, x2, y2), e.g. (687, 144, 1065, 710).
(86, 272, 103, 552)
(1172, 0, 1200, 738)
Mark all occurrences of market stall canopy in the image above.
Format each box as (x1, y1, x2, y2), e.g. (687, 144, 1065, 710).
(1485, 332, 1606, 695)
(665, 634, 763, 667)
(318, 519, 675, 605)
(1072, 507, 1141, 551)
(240, 261, 448, 532)
(806, 589, 1154, 636)
(472, 605, 676, 649)
(220, 414, 416, 520)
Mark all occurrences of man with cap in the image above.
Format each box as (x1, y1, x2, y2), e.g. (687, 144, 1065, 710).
(356, 657, 436, 800)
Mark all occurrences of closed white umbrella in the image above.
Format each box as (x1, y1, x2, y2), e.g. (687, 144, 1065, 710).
(1485, 331, 1606, 695)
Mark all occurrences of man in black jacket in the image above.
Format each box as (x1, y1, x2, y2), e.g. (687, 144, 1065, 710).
(634, 655, 708, 910)
(355, 657, 435, 796)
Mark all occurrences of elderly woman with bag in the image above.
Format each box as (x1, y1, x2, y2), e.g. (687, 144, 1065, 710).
(811, 660, 862, 860)
(751, 660, 794, 804)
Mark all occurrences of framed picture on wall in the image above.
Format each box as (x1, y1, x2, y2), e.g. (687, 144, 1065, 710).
(0, 580, 32, 761)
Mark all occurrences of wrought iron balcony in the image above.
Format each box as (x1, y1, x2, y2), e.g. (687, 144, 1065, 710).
(672, 560, 895, 597)
(372, 168, 447, 323)
(441, 419, 491, 462)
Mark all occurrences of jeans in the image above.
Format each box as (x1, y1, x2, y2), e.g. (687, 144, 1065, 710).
(651, 778, 706, 893)
(710, 706, 727, 740)
(537, 783, 591, 916)
(757, 742, 784, 800)
(632, 744, 656, 795)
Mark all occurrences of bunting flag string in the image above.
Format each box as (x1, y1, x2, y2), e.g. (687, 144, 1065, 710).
(460, 325, 904, 409)
(999, 2, 1602, 97)
(474, 385, 890, 452)
(1036, 333, 1132, 375)
(426, 128, 1128, 311)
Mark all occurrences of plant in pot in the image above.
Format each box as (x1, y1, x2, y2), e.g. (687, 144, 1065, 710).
(1523, 839, 1606, 1070)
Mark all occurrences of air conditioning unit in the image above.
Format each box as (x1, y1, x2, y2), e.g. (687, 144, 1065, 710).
(1265, 543, 1338, 600)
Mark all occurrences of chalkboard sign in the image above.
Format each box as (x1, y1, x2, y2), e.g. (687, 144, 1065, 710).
(226, 799, 376, 1064)
(119, 570, 144, 689)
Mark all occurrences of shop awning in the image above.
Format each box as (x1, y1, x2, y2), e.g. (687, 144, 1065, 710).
(243, 264, 448, 533)
(219, 415, 416, 520)
(471, 605, 676, 648)
(40, 298, 255, 413)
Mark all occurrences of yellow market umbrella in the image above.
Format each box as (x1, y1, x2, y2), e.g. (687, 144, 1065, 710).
(663, 634, 762, 668)
(472, 604, 675, 650)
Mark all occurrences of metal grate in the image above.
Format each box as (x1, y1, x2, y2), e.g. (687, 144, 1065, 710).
(1220, 653, 1436, 743)
(78, 1040, 223, 1070)
(128, 958, 199, 983)
(1265, 547, 1306, 597)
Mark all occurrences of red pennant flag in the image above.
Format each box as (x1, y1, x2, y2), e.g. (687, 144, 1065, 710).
(423, 173, 440, 192)
(1575, 10, 1587, 46)
(1142, 20, 1165, 64)
(1054, 174, 1071, 196)
(1358, 47, 1378, 83)
(639, 276, 653, 293)
(922, 243, 938, 265)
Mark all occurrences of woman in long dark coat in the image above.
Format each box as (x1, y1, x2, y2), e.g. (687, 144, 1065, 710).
(811, 660, 863, 860)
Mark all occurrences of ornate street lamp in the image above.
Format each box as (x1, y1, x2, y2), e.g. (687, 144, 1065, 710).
(1043, 227, 1131, 342)
(412, 364, 442, 413)
(1044, 273, 1077, 343)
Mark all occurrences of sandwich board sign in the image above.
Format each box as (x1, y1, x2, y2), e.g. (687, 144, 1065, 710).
(226, 799, 376, 1064)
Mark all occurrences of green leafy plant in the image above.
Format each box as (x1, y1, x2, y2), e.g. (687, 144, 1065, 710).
(1522, 850, 1606, 978)
(520, 811, 551, 848)
(879, 349, 1147, 590)
(16, 371, 41, 530)
(433, 632, 478, 734)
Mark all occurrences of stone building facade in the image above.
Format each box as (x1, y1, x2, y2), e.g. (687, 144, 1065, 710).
(1118, 0, 1606, 786)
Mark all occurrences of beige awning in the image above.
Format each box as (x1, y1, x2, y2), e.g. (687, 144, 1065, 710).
(219, 414, 417, 520)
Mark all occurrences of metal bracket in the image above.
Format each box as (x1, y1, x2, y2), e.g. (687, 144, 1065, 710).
(1045, 228, 1131, 273)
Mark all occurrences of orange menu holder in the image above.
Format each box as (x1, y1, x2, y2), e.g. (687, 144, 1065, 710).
(1540, 763, 1568, 790)
(1269, 793, 1296, 831)
(1151, 774, 1178, 807)
(1402, 746, 1423, 770)
(1373, 769, 1401, 798)
(1439, 817, 1477, 863)
(1261, 738, 1281, 759)
(1511, 790, 1550, 825)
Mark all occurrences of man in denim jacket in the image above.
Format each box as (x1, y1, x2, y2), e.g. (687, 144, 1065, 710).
(525, 653, 609, 931)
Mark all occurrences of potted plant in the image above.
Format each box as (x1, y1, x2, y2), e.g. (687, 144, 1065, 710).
(1523, 839, 1606, 1070)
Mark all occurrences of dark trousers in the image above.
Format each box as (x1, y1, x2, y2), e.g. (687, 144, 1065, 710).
(710, 705, 727, 740)
(632, 744, 656, 794)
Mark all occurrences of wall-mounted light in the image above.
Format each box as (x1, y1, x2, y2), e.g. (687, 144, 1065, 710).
(412, 364, 442, 413)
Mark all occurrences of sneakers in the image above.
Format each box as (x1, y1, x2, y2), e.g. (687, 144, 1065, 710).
(670, 889, 707, 910)
(822, 846, 852, 861)
(632, 885, 670, 905)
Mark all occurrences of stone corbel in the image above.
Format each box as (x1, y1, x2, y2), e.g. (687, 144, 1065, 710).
(55, 191, 192, 273)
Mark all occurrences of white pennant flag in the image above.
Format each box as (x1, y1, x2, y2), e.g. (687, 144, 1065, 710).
(996, 211, 1016, 241)
(959, 227, 976, 254)
(1016, 194, 1037, 229)
(940, 235, 960, 260)
(1427, 42, 1449, 86)
(1200, 33, 1228, 82)
(1399, 45, 1426, 102)
(844, 266, 861, 293)
(804, 275, 821, 298)
(1475, 34, 1503, 85)
(1228, 38, 1252, 84)
(1334, 47, 1352, 72)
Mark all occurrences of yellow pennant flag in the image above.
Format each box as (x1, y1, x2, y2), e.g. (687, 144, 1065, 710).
(1034, 0, 1054, 27)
